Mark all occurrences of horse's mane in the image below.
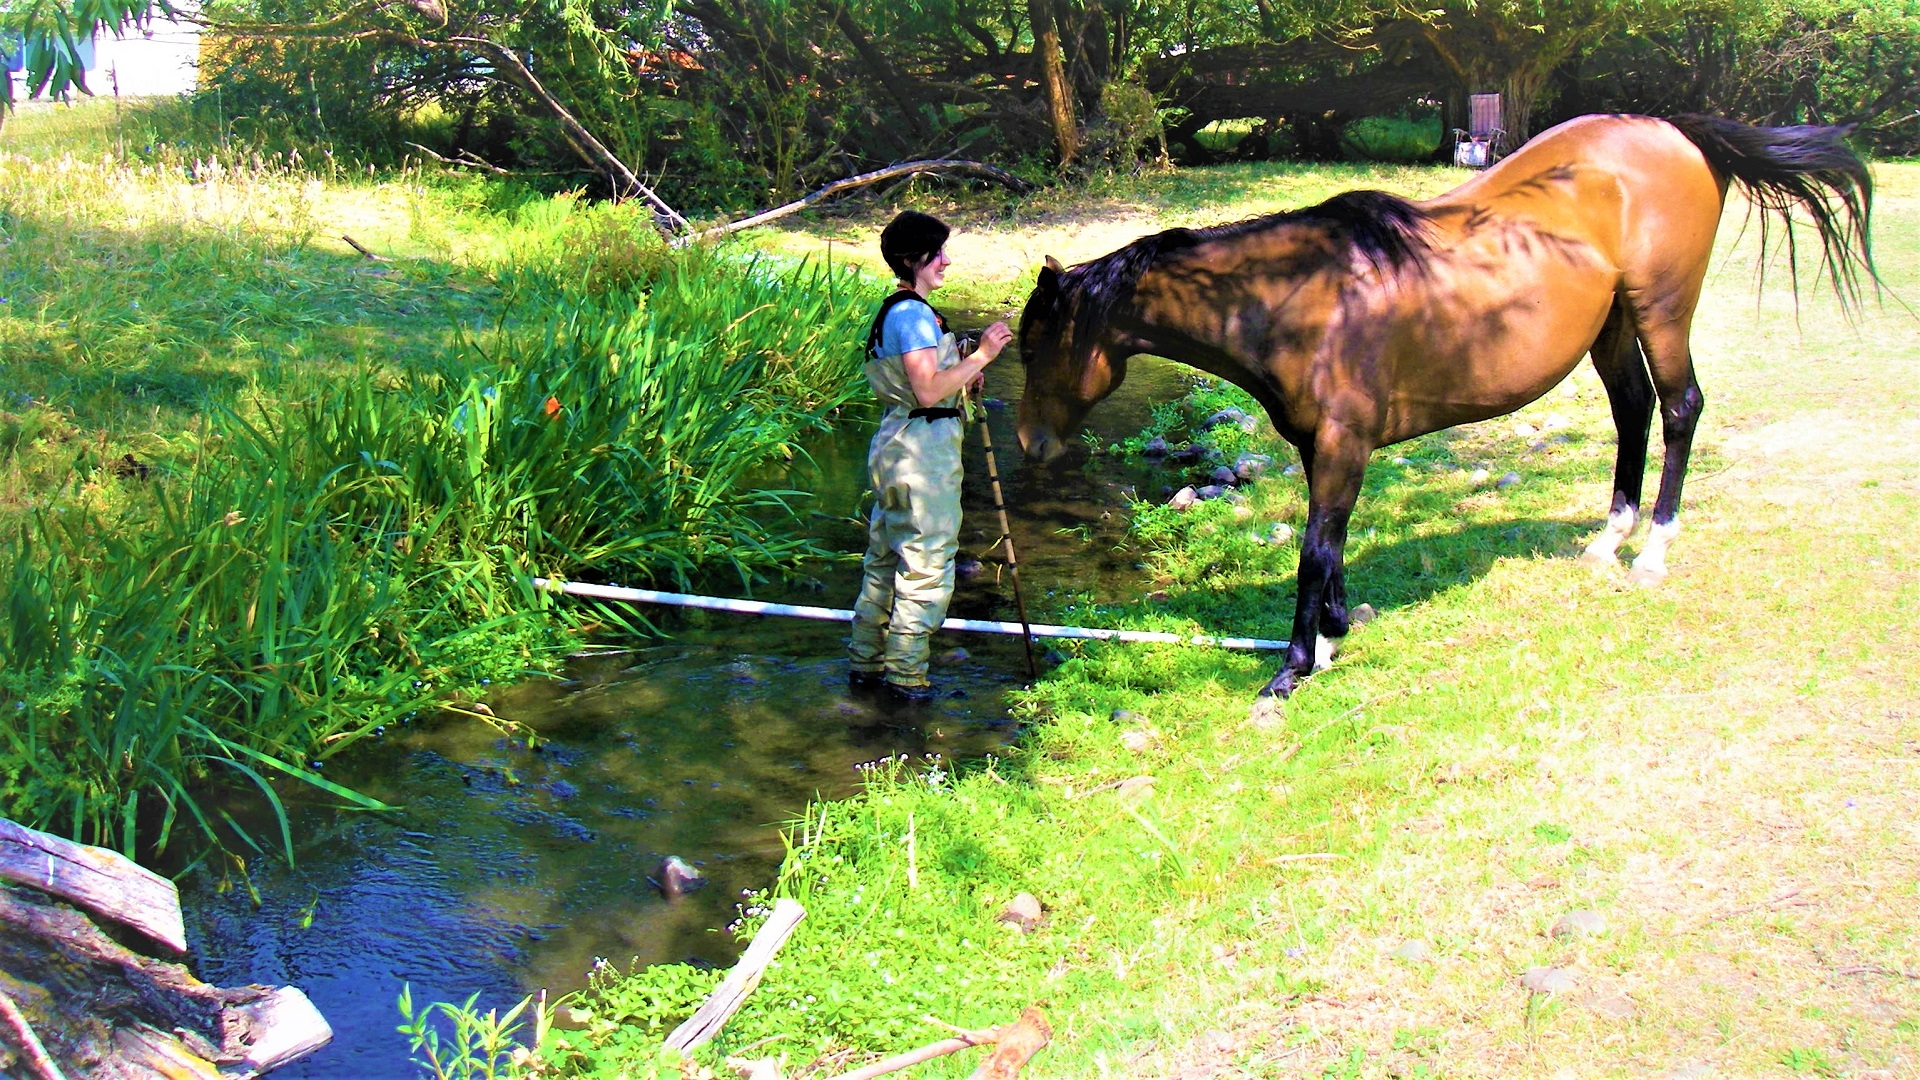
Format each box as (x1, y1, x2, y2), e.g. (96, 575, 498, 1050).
(1032, 189, 1431, 354)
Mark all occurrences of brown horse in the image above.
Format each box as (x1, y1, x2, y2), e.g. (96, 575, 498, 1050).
(1015, 113, 1874, 703)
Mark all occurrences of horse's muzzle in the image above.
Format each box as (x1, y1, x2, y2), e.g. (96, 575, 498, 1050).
(1017, 424, 1070, 464)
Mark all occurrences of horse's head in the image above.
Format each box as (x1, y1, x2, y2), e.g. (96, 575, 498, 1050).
(1016, 257, 1124, 463)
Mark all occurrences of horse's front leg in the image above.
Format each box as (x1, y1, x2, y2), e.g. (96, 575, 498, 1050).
(1257, 421, 1370, 706)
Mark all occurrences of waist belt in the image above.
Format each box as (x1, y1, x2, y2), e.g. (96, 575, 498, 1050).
(907, 407, 963, 423)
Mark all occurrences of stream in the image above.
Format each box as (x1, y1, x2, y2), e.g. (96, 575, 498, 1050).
(182, 334, 1204, 1078)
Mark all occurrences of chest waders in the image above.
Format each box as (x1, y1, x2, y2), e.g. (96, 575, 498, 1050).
(848, 298, 966, 690)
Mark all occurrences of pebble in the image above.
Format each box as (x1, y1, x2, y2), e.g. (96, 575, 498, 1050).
(1281, 463, 1301, 477)
(1350, 602, 1377, 625)
(1169, 444, 1204, 464)
(1234, 452, 1273, 480)
(955, 555, 985, 578)
(1496, 471, 1523, 489)
(937, 647, 970, 664)
(1469, 467, 1491, 485)
(1513, 420, 1538, 437)
(1143, 436, 1168, 458)
(1269, 522, 1294, 545)
(1210, 465, 1238, 487)
(1551, 909, 1608, 939)
(1195, 484, 1227, 501)
(1120, 729, 1156, 753)
(1232, 505, 1254, 521)
(548, 779, 579, 801)
(998, 892, 1044, 932)
(1529, 440, 1549, 453)
(1521, 966, 1576, 994)
(1392, 456, 1411, 466)
(1392, 938, 1432, 963)
(1168, 486, 1198, 510)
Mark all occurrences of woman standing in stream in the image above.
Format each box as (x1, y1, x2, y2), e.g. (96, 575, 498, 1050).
(847, 211, 1013, 704)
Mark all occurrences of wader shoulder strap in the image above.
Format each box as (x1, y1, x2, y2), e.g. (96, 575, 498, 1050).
(866, 290, 948, 358)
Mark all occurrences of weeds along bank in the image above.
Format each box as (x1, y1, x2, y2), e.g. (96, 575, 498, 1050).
(0, 133, 874, 859)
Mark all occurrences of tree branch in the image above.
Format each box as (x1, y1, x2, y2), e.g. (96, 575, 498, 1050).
(677, 159, 1035, 246)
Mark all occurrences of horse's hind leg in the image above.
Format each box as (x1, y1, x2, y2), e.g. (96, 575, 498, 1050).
(1581, 302, 1655, 568)
(1626, 315, 1707, 586)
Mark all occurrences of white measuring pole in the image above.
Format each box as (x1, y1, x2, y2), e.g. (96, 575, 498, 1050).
(532, 578, 1289, 651)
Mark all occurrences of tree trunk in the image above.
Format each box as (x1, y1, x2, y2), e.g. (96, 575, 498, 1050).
(1029, 0, 1080, 165)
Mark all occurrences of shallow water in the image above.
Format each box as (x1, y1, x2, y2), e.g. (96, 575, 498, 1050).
(184, 338, 1205, 1078)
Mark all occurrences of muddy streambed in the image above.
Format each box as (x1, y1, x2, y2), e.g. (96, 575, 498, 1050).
(183, 340, 1206, 1077)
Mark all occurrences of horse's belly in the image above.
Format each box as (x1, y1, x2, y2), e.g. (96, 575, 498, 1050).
(1384, 269, 1613, 441)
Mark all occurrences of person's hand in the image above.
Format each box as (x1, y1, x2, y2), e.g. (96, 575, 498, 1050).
(975, 320, 1014, 362)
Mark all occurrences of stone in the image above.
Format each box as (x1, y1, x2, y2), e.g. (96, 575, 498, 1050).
(998, 892, 1044, 932)
(1223, 490, 1248, 505)
(955, 555, 985, 579)
(1392, 938, 1432, 963)
(1168, 486, 1198, 510)
(1210, 465, 1238, 487)
(1169, 444, 1204, 464)
(1282, 463, 1302, 477)
(1143, 436, 1169, 458)
(1469, 468, 1491, 485)
(1391, 456, 1411, 466)
(1350, 603, 1377, 625)
(1116, 775, 1156, 800)
(1542, 412, 1572, 431)
(548, 779, 579, 801)
(1202, 407, 1248, 431)
(1576, 992, 1636, 1019)
(1120, 730, 1156, 753)
(1269, 522, 1294, 545)
(1195, 485, 1227, 501)
(1234, 452, 1273, 480)
(1232, 505, 1254, 521)
(1496, 471, 1523, 489)
(1513, 420, 1539, 437)
(1551, 909, 1608, 939)
(1521, 966, 1576, 994)
(937, 648, 971, 664)
(654, 856, 707, 899)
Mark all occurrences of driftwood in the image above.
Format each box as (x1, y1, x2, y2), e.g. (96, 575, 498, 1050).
(0, 818, 185, 952)
(677, 160, 1036, 246)
(404, 140, 513, 175)
(0, 817, 332, 1079)
(664, 898, 806, 1051)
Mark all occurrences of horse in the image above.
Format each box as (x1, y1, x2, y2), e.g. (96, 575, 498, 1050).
(1014, 113, 1874, 706)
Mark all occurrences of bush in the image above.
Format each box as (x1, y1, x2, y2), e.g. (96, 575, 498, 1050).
(1340, 112, 1443, 162)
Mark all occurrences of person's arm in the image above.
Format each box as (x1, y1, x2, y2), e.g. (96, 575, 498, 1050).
(903, 322, 1013, 407)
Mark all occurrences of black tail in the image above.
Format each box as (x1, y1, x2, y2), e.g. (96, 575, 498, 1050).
(1666, 114, 1876, 311)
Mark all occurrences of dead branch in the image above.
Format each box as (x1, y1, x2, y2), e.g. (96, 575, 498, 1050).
(818, 1007, 1052, 1080)
(340, 234, 389, 261)
(0, 987, 68, 1080)
(404, 141, 511, 175)
(664, 898, 806, 1051)
(677, 160, 1036, 246)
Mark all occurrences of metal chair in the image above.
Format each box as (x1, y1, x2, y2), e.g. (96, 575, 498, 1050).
(1452, 93, 1505, 168)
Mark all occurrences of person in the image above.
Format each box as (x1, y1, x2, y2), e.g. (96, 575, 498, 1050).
(848, 211, 1013, 704)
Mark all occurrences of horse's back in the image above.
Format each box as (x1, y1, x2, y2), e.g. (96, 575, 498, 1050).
(1425, 113, 1726, 283)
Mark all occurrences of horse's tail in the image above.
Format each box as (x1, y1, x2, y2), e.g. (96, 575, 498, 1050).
(1666, 113, 1876, 310)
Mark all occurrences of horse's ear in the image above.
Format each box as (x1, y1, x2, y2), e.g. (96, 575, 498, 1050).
(1037, 256, 1063, 296)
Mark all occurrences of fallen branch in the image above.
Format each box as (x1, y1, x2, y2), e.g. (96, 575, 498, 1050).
(677, 160, 1036, 246)
(0, 987, 67, 1080)
(664, 898, 805, 1051)
(404, 141, 511, 175)
(821, 1007, 1052, 1080)
(340, 235, 389, 262)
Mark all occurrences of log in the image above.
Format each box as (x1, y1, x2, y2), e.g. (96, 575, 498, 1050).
(664, 898, 805, 1051)
(0, 817, 186, 952)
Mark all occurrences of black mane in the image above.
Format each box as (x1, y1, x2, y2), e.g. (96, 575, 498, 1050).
(1028, 189, 1431, 357)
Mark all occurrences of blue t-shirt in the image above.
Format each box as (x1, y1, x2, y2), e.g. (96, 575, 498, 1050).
(877, 299, 942, 358)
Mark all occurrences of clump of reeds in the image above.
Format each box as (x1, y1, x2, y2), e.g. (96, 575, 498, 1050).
(1, 136, 876, 859)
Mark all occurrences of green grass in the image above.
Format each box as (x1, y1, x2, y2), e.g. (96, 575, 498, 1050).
(534, 164, 1920, 1078)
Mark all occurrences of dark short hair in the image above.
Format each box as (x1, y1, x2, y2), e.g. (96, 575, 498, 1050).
(880, 211, 950, 283)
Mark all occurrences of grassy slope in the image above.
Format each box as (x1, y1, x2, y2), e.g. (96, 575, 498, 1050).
(664, 164, 1918, 1079)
